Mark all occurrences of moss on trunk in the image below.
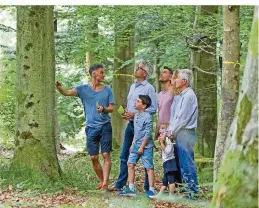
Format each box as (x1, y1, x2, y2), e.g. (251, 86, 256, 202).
(214, 6, 240, 181)
(14, 6, 61, 181)
(211, 6, 258, 207)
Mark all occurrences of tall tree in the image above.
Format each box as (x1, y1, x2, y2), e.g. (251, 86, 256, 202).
(111, 6, 135, 147)
(191, 6, 218, 157)
(13, 6, 61, 180)
(214, 6, 240, 181)
(83, 6, 99, 83)
(210, 6, 258, 207)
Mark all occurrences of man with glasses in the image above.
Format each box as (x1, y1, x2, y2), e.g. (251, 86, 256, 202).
(108, 59, 157, 197)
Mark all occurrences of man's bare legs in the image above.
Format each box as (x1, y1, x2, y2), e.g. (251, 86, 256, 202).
(90, 155, 103, 189)
(90, 152, 112, 190)
(102, 152, 112, 189)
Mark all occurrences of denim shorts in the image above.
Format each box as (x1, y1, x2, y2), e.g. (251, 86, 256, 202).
(127, 144, 154, 169)
(85, 122, 112, 156)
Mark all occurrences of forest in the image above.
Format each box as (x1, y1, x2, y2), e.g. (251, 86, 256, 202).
(0, 5, 258, 208)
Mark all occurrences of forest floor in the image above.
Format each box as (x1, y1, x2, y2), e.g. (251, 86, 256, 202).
(0, 145, 211, 208)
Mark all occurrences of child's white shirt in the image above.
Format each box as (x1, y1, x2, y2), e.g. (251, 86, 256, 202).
(162, 137, 175, 163)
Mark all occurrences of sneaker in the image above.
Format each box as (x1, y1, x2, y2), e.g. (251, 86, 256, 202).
(118, 186, 136, 197)
(146, 190, 155, 198)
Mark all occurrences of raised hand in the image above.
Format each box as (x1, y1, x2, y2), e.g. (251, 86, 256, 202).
(55, 81, 62, 89)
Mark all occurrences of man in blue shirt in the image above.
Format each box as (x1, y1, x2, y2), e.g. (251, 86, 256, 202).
(108, 59, 157, 193)
(168, 69, 199, 199)
(56, 64, 114, 190)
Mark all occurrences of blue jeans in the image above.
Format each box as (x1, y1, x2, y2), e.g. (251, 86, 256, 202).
(115, 121, 149, 190)
(175, 129, 199, 195)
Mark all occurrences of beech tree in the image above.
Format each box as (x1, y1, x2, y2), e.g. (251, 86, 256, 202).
(211, 6, 258, 208)
(13, 6, 61, 180)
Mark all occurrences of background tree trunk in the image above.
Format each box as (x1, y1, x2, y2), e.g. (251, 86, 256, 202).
(111, 7, 134, 147)
(214, 6, 240, 181)
(13, 6, 61, 180)
(210, 6, 258, 207)
(85, 7, 98, 83)
(192, 6, 218, 157)
(152, 41, 161, 93)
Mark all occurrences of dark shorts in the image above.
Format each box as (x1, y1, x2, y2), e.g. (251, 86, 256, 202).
(85, 122, 112, 156)
(163, 158, 177, 174)
(162, 159, 178, 186)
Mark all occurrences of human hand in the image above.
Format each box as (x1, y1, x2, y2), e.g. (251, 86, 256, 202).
(137, 147, 144, 155)
(167, 131, 174, 141)
(158, 135, 165, 143)
(121, 111, 134, 120)
(55, 81, 62, 89)
(97, 106, 104, 113)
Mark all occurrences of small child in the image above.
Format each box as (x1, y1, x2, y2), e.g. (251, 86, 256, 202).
(156, 126, 177, 197)
(158, 123, 168, 137)
(119, 95, 155, 197)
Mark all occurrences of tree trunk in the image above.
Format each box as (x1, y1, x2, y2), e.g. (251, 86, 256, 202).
(55, 94, 60, 154)
(54, 14, 60, 154)
(214, 6, 240, 181)
(111, 8, 134, 147)
(13, 6, 61, 180)
(210, 6, 258, 207)
(152, 41, 161, 93)
(85, 8, 98, 83)
(192, 6, 218, 157)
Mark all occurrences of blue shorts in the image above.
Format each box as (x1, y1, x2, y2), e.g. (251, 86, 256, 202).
(127, 144, 154, 169)
(85, 122, 112, 156)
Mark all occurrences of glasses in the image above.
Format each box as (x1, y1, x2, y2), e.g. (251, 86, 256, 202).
(136, 66, 147, 73)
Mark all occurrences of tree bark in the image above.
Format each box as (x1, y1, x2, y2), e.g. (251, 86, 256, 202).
(152, 41, 161, 93)
(214, 6, 240, 181)
(85, 8, 98, 83)
(210, 6, 258, 207)
(111, 7, 134, 147)
(191, 6, 218, 157)
(13, 6, 61, 180)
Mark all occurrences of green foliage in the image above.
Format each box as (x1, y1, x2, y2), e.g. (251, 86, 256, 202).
(249, 19, 258, 57)
(0, 55, 16, 149)
(55, 66, 85, 141)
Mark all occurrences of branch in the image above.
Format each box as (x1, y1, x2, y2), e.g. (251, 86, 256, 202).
(0, 24, 16, 32)
(193, 65, 218, 76)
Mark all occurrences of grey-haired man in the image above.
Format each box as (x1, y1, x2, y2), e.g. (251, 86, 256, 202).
(109, 60, 157, 196)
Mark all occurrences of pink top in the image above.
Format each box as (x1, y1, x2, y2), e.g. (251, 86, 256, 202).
(157, 90, 174, 135)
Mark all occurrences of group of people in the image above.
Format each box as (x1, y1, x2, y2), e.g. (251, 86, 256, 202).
(56, 60, 199, 199)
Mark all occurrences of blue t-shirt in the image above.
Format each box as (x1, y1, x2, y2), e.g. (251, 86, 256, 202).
(75, 84, 114, 127)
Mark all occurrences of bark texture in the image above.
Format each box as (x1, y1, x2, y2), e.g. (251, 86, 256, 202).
(111, 7, 134, 147)
(192, 6, 218, 157)
(211, 6, 258, 208)
(14, 6, 61, 180)
(214, 6, 240, 180)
